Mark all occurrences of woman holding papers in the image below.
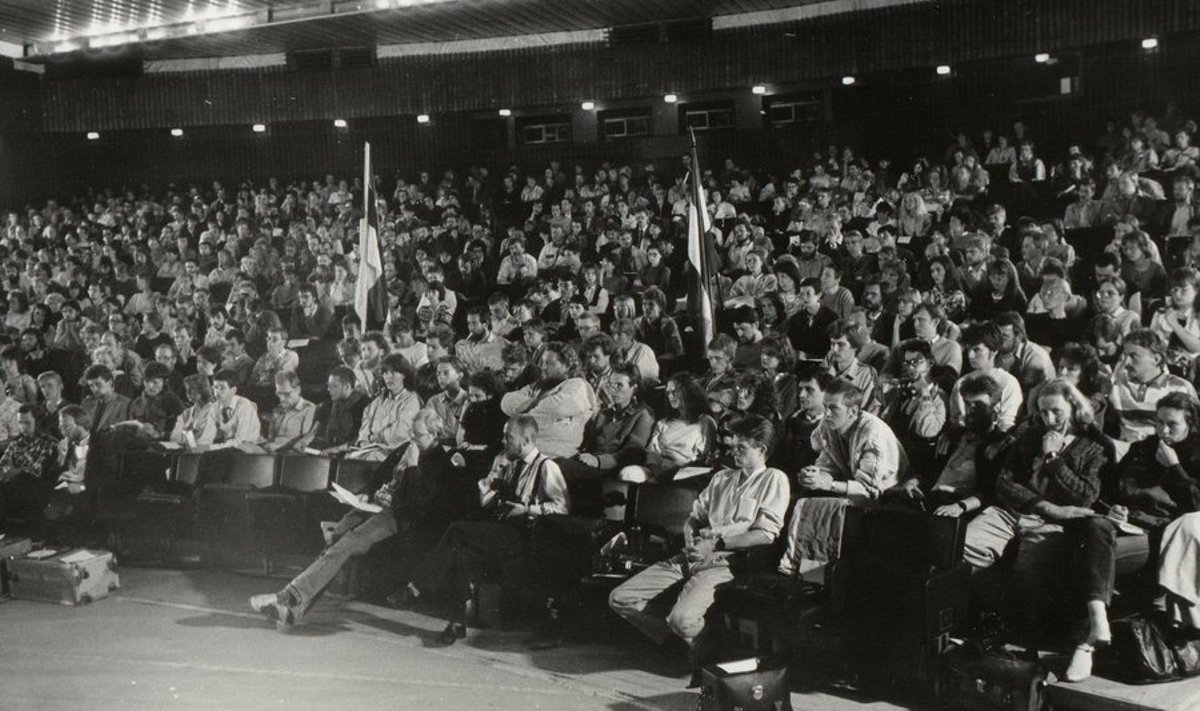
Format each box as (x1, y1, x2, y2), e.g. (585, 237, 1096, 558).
(346, 354, 420, 461)
(1071, 392, 1200, 681)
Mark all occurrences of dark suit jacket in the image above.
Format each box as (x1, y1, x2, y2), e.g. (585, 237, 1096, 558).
(786, 306, 838, 358)
(82, 394, 132, 433)
(291, 304, 334, 340)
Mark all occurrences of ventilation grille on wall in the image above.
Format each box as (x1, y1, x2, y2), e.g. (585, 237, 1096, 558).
(608, 18, 712, 47)
(287, 47, 376, 71)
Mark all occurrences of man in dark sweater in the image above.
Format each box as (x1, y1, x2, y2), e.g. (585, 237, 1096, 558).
(786, 278, 838, 360)
(557, 362, 655, 485)
(305, 366, 369, 452)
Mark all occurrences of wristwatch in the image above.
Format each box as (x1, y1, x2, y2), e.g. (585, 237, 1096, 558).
(714, 534, 727, 551)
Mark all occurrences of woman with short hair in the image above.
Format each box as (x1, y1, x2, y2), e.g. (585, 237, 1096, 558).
(962, 379, 1112, 681)
(1068, 392, 1200, 680)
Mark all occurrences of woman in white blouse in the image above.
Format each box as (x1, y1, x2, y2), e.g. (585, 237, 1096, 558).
(619, 373, 715, 483)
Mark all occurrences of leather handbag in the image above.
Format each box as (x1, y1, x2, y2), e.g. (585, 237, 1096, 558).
(697, 657, 793, 711)
(1111, 611, 1200, 683)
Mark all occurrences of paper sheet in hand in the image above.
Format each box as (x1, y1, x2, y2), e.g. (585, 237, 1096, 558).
(1115, 520, 1146, 536)
(673, 466, 713, 481)
(716, 658, 761, 674)
(330, 482, 382, 513)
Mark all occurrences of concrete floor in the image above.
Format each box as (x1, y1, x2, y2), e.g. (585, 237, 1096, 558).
(0, 567, 914, 711)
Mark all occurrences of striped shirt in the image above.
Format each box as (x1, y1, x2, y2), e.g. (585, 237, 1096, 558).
(1110, 369, 1197, 443)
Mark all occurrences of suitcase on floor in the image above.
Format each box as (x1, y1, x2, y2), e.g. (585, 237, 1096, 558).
(1, 536, 34, 598)
(8, 549, 120, 606)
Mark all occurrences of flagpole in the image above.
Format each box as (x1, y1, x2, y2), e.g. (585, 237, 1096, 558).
(686, 127, 717, 357)
(362, 141, 371, 230)
(355, 141, 373, 327)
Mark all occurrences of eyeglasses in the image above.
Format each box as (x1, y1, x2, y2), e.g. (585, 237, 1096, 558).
(901, 356, 926, 367)
(1096, 290, 1120, 298)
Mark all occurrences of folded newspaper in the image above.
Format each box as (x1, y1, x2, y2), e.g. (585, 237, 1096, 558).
(329, 482, 382, 514)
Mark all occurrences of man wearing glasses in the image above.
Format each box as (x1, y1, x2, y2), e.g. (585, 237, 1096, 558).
(1088, 276, 1140, 336)
(558, 363, 653, 483)
(881, 339, 949, 477)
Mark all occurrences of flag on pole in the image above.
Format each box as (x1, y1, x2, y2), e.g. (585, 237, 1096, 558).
(686, 129, 718, 356)
(354, 142, 388, 330)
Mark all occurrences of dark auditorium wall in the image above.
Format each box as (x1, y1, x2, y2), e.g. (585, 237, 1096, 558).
(26, 40, 1200, 201)
(36, 0, 1200, 133)
(10, 0, 1200, 202)
(0, 63, 44, 207)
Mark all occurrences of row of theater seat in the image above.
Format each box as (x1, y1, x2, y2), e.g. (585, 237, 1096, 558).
(106, 448, 975, 695)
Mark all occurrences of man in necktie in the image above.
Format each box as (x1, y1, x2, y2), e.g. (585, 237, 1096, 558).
(212, 369, 262, 444)
(43, 405, 95, 541)
(390, 415, 572, 647)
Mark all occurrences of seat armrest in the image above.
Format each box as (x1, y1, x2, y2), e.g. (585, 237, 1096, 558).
(727, 543, 781, 576)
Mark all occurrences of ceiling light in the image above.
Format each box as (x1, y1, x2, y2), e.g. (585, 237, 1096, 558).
(841, 76, 855, 86)
(252, 123, 266, 133)
(1034, 53, 1051, 63)
(91, 31, 138, 48)
(751, 85, 766, 95)
(416, 114, 430, 124)
(86, 132, 100, 141)
(664, 94, 678, 103)
(936, 65, 951, 75)
(206, 15, 251, 33)
(170, 128, 184, 137)
(498, 108, 512, 117)
(333, 118, 348, 128)
(581, 101, 595, 111)
(1142, 37, 1159, 50)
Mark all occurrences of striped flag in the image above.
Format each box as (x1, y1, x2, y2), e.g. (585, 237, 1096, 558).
(686, 130, 718, 356)
(353, 142, 388, 329)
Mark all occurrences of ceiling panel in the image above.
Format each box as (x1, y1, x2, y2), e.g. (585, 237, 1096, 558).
(0, 0, 833, 60)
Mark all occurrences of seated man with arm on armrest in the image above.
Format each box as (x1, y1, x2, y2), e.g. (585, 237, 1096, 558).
(262, 369, 316, 452)
(559, 362, 654, 482)
(609, 415, 789, 661)
(778, 380, 902, 577)
(394, 415, 574, 647)
(891, 371, 1014, 518)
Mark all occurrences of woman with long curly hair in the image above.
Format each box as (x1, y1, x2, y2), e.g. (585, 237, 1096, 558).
(618, 372, 715, 484)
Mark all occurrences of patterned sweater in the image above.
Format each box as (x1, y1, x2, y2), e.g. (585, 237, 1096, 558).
(995, 425, 1110, 514)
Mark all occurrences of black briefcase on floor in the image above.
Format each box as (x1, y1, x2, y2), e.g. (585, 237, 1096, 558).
(697, 657, 793, 711)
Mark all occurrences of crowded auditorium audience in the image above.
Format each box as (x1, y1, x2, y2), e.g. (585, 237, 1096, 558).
(5, 106, 1200, 687)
